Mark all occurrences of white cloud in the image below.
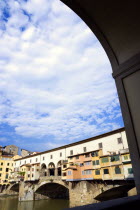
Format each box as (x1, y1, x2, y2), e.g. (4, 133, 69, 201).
(0, 0, 123, 148)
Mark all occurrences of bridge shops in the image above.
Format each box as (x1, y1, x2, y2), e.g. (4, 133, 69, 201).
(0, 128, 136, 207)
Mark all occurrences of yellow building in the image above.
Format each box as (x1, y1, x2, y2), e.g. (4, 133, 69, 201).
(0, 148, 14, 185)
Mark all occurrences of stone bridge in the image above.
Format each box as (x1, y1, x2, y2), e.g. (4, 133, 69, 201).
(16, 177, 135, 207)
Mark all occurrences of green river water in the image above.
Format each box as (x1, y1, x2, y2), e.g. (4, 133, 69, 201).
(0, 196, 69, 210)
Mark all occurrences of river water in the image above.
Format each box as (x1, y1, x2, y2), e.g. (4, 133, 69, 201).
(0, 196, 69, 210)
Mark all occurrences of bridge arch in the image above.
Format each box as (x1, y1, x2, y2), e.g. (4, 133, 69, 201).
(35, 181, 69, 199)
(8, 183, 19, 193)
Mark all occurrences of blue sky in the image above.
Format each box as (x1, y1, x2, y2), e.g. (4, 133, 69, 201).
(0, 0, 124, 152)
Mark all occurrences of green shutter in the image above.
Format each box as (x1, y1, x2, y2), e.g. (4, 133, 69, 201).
(128, 168, 133, 174)
(101, 157, 109, 163)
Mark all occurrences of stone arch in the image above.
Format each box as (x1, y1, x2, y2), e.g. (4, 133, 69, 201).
(40, 163, 47, 177)
(35, 182, 69, 200)
(48, 162, 55, 176)
(57, 160, 62, 176)
(94, 184, 135, 202)
(9, 183, 19, 193)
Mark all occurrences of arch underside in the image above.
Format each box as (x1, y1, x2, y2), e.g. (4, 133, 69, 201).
(35, 183, 69, 199)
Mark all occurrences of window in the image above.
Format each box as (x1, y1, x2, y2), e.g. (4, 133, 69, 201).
(83, 147, 86, 152)
(101, 157, 109, 163)
(98, 143, 103, 149)
(36, 158, 38, 162)
(117, 137, 122, 144)
(70, 150, 73, 155)
(50, 155, 53, 159)
(63, 165, 67, 168)
(32, 174, 34, 177)
(104, 169, 109, 174)
(1, 162, 3, 166)
(12, 163, 13, 166)
(28, 175, 30, 178)
(115, 166, 121, 174)
(82, 171, 85, 175)
(128, 168, 133, 174)
(0, 173, 1, 177)
(30, 159, 32, 163)
(95, 170, 100, 175)
(93, 160, 100, 165)
(63, 172, 66, 176)
(111, 155, 120, 162)
(76, 156, 79, 159)
(20, 161, 21, 164)
(67, 171, 72, 176)
(25, 161, 26, 164)
(80, 163, 84, 167)
(6, 168, 9, 172)
(124, 155, 128, 160)
(43, 157, 45, 161)
(91, 151, 98, 157)
(84, 161, 91, 166)
(69, 157, 73, 160)
(7, 163, 10, 166)
(85, 153, 90, 158)
(5, 174, 8, 179)
(60, 152, 62, 157)
(85, 170, 92, 175)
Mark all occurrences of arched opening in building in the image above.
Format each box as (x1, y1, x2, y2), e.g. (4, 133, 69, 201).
(40, 163, 47, 177)
(57, 161, 62, 176)
(48, 162, 55, 176)
(35, 183, 69, 200)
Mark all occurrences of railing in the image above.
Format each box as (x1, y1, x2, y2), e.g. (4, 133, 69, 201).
(40, 176, 62, 181)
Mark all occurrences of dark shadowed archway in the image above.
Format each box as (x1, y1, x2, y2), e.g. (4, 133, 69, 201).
(41, 163, 47, 177)
(48, 162, 55, 176)
(35, 182, 69, 200)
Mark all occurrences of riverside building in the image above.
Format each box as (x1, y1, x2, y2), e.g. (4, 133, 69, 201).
(8, 127, 134, 183)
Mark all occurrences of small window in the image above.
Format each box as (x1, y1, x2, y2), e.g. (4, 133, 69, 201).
(0, 168, 2, 171)
(30, 159, 32, 163)
(91, 151, 98, 157)
(63, 172, 66, 176)
(60, 153, 62, 157)
(76, 156, 79, 159)
(25, 161, 26, 164)
(124, 155, 128, 160)
(128, 168, 133, 174)
(63, 165, 67, 168)
(50, 155, 53, 159)
(117, 137, 122, 144)
(1, 162, 3, 166)
(93, 160, 100, 165)
(6, 168, 9, 172)
(67, 171, 72, 176)
(43, 157, 45, 161)
(82, 171, 85, 175)
(36, 158, 38, 162)
(98, 143, 103, 149)
(32, 174, 34, 177)
(80, 163, 84, 167)
(104, 169, 109, 174)
(111, 155, 120, 162)
(85, 161, 91, 165)
(95, 170, 100, 175)
(101, 157, 109, 163)
(83, 147, 86, 152)
(115, 166, 121, 174)
(28, 174, 30, 178)
(85, 153, 90, 158)
(0, 173, 1, 177)
(7, 163, 9, 166)
(70, 150, 73, 155)
(5, 174, 8, 179)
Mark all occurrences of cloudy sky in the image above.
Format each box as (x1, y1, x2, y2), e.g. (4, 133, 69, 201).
(0, 0, 124, 152)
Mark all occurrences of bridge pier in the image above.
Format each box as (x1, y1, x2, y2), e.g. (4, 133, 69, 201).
(19, 181, 34, 201)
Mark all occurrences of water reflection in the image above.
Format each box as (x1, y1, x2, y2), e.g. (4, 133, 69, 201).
(0, 196, 69, 210)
